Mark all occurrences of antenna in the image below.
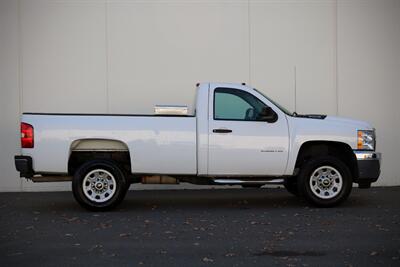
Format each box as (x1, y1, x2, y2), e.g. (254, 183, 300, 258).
(294, 66, 297, 114)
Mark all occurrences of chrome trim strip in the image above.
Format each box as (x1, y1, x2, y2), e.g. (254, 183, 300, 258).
(212, 179, 284, 185)
(154, 105, 188, 115)
(31, 176, 72, 182)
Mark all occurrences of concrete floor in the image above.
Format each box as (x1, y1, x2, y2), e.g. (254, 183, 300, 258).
(0, 187, 399, 266)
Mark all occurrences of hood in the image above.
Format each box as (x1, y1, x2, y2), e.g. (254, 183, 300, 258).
(324, 116, 372, 130)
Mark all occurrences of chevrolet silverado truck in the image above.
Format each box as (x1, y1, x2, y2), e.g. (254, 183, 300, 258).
(14, 83, 381, 210)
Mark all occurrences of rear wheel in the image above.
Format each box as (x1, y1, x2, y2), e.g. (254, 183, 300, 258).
(72, 159, 128, 211)
(297, 156, 352, 207)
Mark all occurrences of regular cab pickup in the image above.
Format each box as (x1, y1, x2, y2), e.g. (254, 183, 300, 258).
(15, 83, 381, 210)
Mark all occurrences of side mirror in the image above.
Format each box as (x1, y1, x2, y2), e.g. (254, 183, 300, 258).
(259, 106, 278, 123)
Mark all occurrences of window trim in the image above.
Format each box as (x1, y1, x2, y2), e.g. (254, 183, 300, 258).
(212, 87, 278, 122)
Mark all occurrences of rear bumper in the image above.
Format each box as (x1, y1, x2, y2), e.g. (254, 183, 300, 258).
(14, 155, 34, 178)
(353, 151, 381, 186)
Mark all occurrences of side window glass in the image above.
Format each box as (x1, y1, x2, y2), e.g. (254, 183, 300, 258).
(214, 91, 252, 120)
(214, 88, 270, 121)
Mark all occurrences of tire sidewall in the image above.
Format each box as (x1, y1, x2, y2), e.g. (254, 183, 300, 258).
(298, 156, 352, 207)
(72, 159, 128, 211)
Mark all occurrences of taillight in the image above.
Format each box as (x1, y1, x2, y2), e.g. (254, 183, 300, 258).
(21, 122, 34, 148)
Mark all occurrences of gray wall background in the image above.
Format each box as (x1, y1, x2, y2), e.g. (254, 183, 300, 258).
(1, 0, 399, 191)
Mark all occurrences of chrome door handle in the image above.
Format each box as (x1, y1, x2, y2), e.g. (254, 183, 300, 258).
(213, 129, 232, 133)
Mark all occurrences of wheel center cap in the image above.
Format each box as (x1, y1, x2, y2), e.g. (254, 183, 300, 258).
(95, 182, 103, 190)
(322, 179, 330, 186)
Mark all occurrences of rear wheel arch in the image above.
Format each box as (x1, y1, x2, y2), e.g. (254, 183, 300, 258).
(70, 138, 129, 152)
(67, 138, 132, 177)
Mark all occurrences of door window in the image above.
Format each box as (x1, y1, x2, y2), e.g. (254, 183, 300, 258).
(214, 88, 268, 121)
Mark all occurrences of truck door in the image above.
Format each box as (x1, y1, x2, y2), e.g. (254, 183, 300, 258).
(208, 87, 289, 176)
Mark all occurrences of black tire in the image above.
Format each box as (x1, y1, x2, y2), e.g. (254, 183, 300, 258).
(283, 178, 299, 196)
(297, 156, 352, 207)
(72, 159, 128, 211)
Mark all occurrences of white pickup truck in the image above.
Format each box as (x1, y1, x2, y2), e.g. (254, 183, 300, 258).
(15, 83, 381, 210)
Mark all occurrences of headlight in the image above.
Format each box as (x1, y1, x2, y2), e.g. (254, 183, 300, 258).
(357, 130, 375, 151)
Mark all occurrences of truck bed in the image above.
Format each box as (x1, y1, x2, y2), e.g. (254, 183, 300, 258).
(22, 113, 197, 175)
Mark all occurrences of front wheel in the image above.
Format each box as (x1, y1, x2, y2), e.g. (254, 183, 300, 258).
(297, 156, 352, 207)
(72, 159, 128, 211)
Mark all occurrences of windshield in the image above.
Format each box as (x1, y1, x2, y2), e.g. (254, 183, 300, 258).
(253, 88, 293, 116)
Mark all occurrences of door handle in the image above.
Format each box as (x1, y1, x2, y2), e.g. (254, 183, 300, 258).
(213, 128, 232, 133)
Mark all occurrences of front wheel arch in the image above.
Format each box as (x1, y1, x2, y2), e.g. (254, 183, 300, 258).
(294, 141, 358, 180)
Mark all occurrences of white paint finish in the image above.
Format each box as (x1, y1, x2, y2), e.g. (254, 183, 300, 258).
(21, 83, 373, 178)
(207, 84, 289, 176)
(196, 83, 210, 176)
(250, 1, 337, 115)
(22, 114, 197, 175)
(0, 0, 399, 191)
(20, 0, 108, 113)
(337, 0, 400, 186)
(0, 0, 22, 191)
(285, 115, 373, 175)
(107, 1, 249, 114)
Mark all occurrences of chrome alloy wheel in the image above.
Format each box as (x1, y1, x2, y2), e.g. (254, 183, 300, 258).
(82, 169, 116, 203)
(309, 166, 343, 199)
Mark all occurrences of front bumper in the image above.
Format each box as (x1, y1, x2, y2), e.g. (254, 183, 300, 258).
(353, 151, 381, 187)
(14, 155, 34, 178)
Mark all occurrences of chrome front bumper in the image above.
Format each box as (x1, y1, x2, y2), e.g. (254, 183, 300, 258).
(354, 151, 382, 160)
